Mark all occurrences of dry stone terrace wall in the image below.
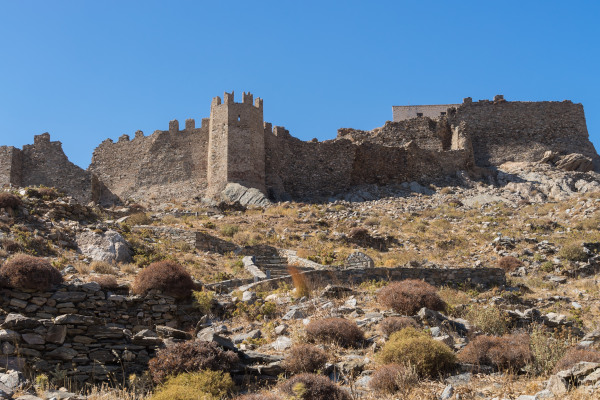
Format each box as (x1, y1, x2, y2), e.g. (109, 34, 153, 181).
(247, 266, 507, 292)
(0, 282, 202, 381)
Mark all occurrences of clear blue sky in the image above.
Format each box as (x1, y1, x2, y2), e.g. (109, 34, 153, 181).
(1, 1, 599, 168)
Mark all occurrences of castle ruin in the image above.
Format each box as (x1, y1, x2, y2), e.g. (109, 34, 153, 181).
(0, 92, 597, 204)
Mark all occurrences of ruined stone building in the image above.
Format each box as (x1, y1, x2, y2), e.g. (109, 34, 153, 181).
(0, 92, 597, 204)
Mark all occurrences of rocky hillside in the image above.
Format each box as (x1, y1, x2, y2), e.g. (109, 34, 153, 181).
(0, 161, 600, 400)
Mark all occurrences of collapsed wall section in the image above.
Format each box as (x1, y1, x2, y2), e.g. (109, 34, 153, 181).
(265, 120, 473, 200)
(451, 100, 599, 169)
(20, 134, 96, 204)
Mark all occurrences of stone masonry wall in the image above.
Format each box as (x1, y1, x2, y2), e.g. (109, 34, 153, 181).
(451, 100, 600, 169)
(89, 122, 209, 202)
(0, 146, 22, 187)
(0, 282, 201, 382)
(207, 92, 265, 197)
(1, 94, 596, 204)
(393, 104, 460, 121)
(265, 121, 473, 200)
(248, 266, 506, 293)
(20, 134, 96, 204)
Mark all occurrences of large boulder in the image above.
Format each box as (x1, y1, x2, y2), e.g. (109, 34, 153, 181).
(75, 229, 132, 263)
(555, 153, 594, 172)
(220, 183, 271, 207)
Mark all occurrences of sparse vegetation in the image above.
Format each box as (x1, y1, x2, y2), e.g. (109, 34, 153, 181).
(377, 279, 446, 315)
(0, 192, 22, 209)
(379, 316, 419, 337)
(132, 260, 195, 299)
(148, 340, 239, 384)
(0, 254, 62, 290)
(282, 344, 328, 374)
(369, 363, 419, 395)
(305, 318, 364, 347)
(497, 256, 523, 272)
(150, 370, 234, 400)
(458, 333, 532, 371)
(377, 327, 456, 377)
(279, 373, 351, 400)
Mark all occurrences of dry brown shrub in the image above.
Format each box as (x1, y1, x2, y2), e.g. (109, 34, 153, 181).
(148, 340, 239, 384)
(368, 363, 418, 395)
(305, 318, 364, 347)
(0, 254, 62, 291)
(89, 275, 119, 290)
(553, 347, 600, 373)
(26, 187, 60, 199)
(279, 373, 351, 400)
(91, 261, 117, 275)
(0, 193, 22, 209)
(234, 393, 283, 400)
(497, 256, 523, 272)
(458, 333, 532, 371)
(132, 260, 194, 299)
(288, 265, 309, 298)
(379, 317, 419, 337)
(1, 239, 22, 253)
(377, 279, 446, 315)
(282, 344, 328, 374)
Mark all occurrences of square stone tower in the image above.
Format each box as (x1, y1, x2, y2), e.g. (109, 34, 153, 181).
(207, 91, 266, 197)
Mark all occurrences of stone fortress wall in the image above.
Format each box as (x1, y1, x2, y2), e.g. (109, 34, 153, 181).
(393, 104, 461, 121)
(0, 92, 597, 204)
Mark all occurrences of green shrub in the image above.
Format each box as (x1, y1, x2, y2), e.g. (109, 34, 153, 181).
(0, 254, 62, 290)
(128, 212, 152, 226)
(193, 290, 215, 315)
(559, 243, 588, 262)
(151, 370, 234, 400)
(26, 187, 60, 200)
(465, 304, 508, 335)
(282, 344, 328, 374)
(458, 333, 532, 371)
(148, 340, 239, 384)
(377, 327, 456, 377)
(528, 325, 573, 375)
(305, 318, 364, 347)
(220, 224, 239, 237)
(279, 373, 351, 400)
(378, 280, 446, 315)
(132, 260, 194, 299)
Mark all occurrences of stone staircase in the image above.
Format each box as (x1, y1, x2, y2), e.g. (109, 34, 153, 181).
(254, 254, 292, 279)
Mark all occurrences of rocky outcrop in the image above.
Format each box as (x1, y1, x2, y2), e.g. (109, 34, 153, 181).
(75, 230, 132, 263)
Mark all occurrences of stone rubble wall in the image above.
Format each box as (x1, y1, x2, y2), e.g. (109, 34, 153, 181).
(450, 100, 600, 169)
(89, 124, 210, 202)
(132, 225, 240, 254)
(0, 282, 201, 382)
(245, 266, 506, 293)
(0, 146, 22, 187)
